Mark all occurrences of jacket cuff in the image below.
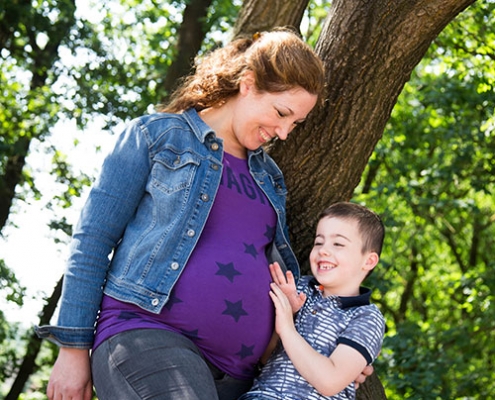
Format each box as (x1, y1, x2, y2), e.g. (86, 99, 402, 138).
(34, 325, 94, 349)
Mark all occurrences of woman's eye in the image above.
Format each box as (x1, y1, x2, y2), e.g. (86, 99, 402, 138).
(277, 109, 285, 117)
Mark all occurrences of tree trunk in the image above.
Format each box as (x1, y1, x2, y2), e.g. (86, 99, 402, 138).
(161, 0, 214, 100)
(0, 136, 30, 231)
(357, 372, 388, 400)
(234, 0, 477, 399)
(5, 277, 63, 400)
(233, 0, 310, 37)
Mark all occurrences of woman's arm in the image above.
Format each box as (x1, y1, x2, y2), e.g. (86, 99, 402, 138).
(48, 119, 152, 344)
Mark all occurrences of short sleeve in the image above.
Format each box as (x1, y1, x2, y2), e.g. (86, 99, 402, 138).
(337, 304, 385, 364)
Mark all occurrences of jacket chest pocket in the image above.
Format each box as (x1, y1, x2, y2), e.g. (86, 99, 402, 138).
(151, 149, 200, 194)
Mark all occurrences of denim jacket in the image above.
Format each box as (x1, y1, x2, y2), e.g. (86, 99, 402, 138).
(35, 108, 300, 348)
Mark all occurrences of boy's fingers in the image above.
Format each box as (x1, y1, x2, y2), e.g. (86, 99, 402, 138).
(270, 283, 289, 302)
(269, 262, 288, 284)
(270, 282, 282, 294)
(286, 270, 295, 285)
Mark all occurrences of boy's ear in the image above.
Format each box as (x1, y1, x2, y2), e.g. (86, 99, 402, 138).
(363, 252, 379, 272)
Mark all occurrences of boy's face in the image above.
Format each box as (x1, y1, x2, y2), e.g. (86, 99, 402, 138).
(309, 216, 377, 297)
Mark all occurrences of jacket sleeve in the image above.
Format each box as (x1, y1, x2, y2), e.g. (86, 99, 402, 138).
(35, 118, 152, 348)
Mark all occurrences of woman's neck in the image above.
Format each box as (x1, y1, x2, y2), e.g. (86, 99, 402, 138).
(198, 104, 247, 159)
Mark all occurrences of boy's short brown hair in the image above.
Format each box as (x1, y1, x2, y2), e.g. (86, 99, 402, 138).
(319, 202, 385, 256)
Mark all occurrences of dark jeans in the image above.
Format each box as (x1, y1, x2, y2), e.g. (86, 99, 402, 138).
(91, 329, 253, 400)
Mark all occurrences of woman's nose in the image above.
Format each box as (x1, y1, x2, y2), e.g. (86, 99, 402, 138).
(275, 122, 294, 141)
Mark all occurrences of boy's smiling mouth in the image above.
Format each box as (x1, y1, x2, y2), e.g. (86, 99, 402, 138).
(318, 262, 336, 270)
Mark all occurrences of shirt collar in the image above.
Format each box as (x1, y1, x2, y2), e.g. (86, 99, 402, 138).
(309, 277, 372, 309)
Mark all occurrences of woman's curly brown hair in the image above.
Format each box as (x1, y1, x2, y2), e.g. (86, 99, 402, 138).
(159, 28, 325, 113)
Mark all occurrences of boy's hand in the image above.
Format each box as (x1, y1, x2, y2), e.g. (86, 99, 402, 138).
(269, 282, 297, 335)
(269, 262, 306, 313)
(354, 364, 374, 389)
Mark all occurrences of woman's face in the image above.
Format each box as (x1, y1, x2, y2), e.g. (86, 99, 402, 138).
(230, 73, 318, 153)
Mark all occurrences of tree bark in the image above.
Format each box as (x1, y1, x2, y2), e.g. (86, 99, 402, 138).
(357, 372, 388, 400)
(0, 137, 30, 231)
(233, 0, 310, 37)
(161, 0, 214, 100)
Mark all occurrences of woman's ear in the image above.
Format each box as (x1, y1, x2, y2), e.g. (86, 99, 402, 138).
(240, 70, 256, 95)
(364, 252, 379, 272)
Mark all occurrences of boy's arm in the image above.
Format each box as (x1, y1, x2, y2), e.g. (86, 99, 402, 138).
(270, 283, 369, 397)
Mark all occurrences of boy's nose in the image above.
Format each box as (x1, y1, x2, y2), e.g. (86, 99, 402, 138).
(319, 246, 330, 256)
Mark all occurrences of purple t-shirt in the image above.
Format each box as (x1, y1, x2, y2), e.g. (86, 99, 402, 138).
(93, 152, 277, 379)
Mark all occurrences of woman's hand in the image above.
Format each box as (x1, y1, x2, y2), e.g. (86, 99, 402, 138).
(47, 347, 93, 400)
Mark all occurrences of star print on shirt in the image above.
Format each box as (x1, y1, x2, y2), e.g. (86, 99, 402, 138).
(222, 299, 249, 322)
(264, 225, 275, 241)
(117, 311, 140, 320)
(236, 344, 255, 360)
(181, 328, 200, 340)
(216, 262, 242, 283)
(164, 292, 183, 311)
(244, 243, 258, 259)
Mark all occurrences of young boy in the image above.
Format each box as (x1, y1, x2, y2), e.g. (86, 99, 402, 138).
(240, 202, 386, 400)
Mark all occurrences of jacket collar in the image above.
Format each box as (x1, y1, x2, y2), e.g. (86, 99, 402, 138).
(182, 108, 216, 143)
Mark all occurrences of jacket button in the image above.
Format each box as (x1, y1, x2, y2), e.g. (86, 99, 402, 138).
(187, 229, 195, 237)
(151, 298, 159, 306)
(212, 164, 219, 171)
(201, 194, 209, 202)
(211, 143, 219, 151)
(171, 262, 179, 270)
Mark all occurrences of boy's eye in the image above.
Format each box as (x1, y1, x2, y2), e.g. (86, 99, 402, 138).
(334, 242, 344, 247)
(277, 109, 285, 117)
